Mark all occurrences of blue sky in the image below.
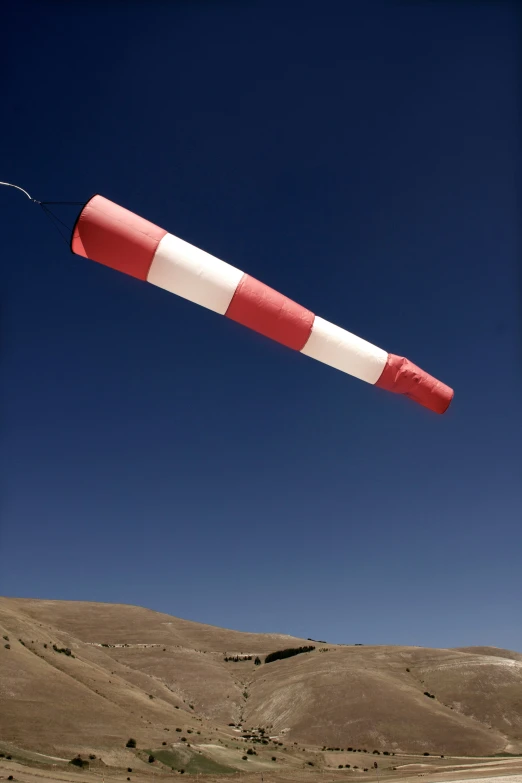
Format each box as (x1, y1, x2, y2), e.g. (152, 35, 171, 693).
(2, 0, 521, 651)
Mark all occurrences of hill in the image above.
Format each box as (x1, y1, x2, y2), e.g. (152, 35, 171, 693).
(1, 596, 521, 777)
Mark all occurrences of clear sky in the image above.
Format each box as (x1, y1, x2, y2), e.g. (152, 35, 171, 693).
(2, 0, 521, 652)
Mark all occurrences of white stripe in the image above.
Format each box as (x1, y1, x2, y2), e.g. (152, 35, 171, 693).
(301, 316, 387, 384)
(147, 233, 244, 315)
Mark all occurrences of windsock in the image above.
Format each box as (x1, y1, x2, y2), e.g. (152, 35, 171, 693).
(71, 195, 453, 414)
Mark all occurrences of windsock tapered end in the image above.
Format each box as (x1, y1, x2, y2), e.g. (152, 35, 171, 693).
(376, 354, 454, 414)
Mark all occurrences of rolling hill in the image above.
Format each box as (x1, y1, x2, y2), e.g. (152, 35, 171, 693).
(1, 596, 521, 775)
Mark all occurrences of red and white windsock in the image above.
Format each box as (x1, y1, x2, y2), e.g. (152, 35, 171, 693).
(71, 195, 453, 414)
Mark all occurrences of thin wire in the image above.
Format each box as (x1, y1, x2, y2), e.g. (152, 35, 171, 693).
(0, 181, 36, 201)
(40, 201, 85, 205)
(42, 205, 73, 233)
(0, 181, 86, 207)
(1, 181, 86, 246)
(40, 205, 71, 247)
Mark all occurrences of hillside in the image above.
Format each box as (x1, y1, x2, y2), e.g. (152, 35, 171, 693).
(1, 596, 521, 777)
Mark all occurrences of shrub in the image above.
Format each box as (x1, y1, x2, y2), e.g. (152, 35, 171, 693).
(176, 728, 182, 732)
(148, 755, 155, 763)
(307, 761, 314, 766)
(339, 765, 344, 769)
(162, 741, 167, 746)
(89, 754, 96, 759)
(424, 752, 430, 756)
(126, 738, 136, 748)
(70, 756, 88, 768)
(242, 756, 247, 761)
(3, 635, 8, 641)
(8, 776, 13, 781)
(127, 768, 132, 772)
(4, 644, 10, 649)
(52, 644, 73, 656)
(181, 737, 187, 742)
(272, 756, 276, 761)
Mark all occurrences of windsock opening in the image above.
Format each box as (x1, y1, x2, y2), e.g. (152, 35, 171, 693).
(71, 195, 167, 280)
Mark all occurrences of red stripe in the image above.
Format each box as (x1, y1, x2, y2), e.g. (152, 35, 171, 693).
(225, 274, 315, 351)
(71, 195, 167, 280)
(376, 354, 454, 414)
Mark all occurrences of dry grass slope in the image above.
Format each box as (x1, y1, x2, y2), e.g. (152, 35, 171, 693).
(1, 596, 521, 776)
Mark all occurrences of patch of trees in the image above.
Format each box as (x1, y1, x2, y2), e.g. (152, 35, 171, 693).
(264, 645, 315, 664)
(424, 691, 435, 699)
(223, 655, 252, 662)
(53, 644, 74, 657)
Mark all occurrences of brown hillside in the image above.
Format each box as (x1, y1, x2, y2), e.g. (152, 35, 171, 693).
(1, 596, 521, 768)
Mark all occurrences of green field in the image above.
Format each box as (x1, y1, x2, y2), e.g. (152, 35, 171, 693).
(151, 748, 236, 775)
